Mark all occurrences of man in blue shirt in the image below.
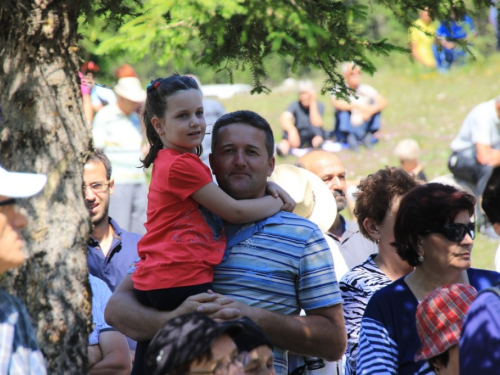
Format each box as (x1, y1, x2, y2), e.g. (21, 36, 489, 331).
(105, 111, 346, 375)
(84, 151, 141, 357)
(84, 150, 141, 293)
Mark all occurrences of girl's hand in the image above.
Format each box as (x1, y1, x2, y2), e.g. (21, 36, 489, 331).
(266, 181, 296, 212)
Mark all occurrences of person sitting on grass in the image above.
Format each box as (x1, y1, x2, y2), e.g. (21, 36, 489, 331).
(277, 80, 325, 157)
(330, 62, 388, 151)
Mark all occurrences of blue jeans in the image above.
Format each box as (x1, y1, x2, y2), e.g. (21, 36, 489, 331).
(433, 44, 467, 71)
(331, 111, 381, 143)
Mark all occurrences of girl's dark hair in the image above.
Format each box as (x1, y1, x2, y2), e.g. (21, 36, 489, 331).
(141, 74, 200, 168)
(392, 183, 476, 267)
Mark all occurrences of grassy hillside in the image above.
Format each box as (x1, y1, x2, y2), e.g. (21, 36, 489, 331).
(217, 54, 500, 270)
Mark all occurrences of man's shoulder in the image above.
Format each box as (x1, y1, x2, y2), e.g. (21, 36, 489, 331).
(268, 211, 323, 234)
(110, 218, 142, 243)
(0, 289, 26, 317)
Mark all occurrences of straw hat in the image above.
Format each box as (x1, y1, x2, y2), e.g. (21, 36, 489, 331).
(114, 77, 146, 103)
(414, 283, 477, 361)
(269, 164, 336, 232)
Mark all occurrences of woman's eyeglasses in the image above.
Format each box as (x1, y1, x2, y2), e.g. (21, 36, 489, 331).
(187, 351, 248, 374)
(423, 222, 476, 242)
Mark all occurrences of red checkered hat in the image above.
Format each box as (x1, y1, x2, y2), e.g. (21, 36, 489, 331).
(414, 283, 477, 361)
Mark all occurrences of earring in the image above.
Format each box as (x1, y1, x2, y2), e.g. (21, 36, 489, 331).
(418, 255, 424, 263)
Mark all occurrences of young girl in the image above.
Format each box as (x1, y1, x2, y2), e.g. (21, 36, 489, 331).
(132, 74, 293, 312)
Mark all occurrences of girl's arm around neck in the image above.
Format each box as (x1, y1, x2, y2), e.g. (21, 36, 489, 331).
(191, 181, 284, 224)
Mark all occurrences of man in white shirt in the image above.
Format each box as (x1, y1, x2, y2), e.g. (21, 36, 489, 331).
(448, 97, 500, 202)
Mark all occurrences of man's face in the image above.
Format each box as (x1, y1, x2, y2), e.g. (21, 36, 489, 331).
(307, 157, 347, 212)
(299, 91, 312, 108)
(344, 65, 361, 89)
(209, 123, 275, 200)
(0, 196, 27, 273)
(83, 161, 114, 227)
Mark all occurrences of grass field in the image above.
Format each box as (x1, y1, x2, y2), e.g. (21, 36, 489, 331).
(217, 53, 500, 271)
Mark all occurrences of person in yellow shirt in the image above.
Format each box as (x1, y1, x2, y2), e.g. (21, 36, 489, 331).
(409, 9, 437, 68)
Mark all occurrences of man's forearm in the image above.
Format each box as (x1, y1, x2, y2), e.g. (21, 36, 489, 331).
(104, 277, 174, 340)
(242, 304, 346, 361)
(308, 101, 323, 127)
(105, 276, 240, 341)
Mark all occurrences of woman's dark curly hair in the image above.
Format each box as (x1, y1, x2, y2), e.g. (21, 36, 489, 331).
(392, 183, 476, 267)
(354, 167, 419, 242)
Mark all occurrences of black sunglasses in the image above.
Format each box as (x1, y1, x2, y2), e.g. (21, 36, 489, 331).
(423, 222, 476, 242)
(0, 198, 16, 207)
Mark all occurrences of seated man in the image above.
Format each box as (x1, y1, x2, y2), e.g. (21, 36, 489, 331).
(409, 8, 437, 68)
(277, 80, 325, 156)
(330, 62, 388, 151)
(88, 274, 131, 374)
(481, 168, 500, 272)
(448, 96, 500, 217)
(0, 165, 48, 374)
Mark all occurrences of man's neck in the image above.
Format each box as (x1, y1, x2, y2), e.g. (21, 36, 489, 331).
(91, 218, 114, 257)
(328, 214, 345, 240)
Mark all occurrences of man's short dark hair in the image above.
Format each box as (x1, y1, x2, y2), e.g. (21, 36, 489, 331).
(86, 150, 112, 180)
(482, 168, 500, 224)
(211, 110, 275, 160)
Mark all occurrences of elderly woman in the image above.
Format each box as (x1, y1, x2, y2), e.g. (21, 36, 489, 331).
(340, 167, 419, 375)
(356, 183, 500, 375)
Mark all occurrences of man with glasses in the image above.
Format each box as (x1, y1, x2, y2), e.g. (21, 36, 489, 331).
(84, 151, 141, 360)
(0, 164, 47, 374)
(330, 62, 387, 151)
(84, 150, 141, 293)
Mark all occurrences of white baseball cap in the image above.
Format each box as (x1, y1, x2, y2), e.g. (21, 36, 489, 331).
(0, 165, 47, 198)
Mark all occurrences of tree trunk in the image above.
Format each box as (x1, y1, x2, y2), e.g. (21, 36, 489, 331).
(0, 1, 92, 373)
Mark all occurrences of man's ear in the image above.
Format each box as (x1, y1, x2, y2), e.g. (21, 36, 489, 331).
(209, 153, 215, 175)
(109, 178, 115, 195)
(267, 156, 275, 177)
(363, 218, 380, 242)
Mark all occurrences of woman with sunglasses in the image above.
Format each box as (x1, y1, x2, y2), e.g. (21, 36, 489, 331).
(356, 183, 500, 375)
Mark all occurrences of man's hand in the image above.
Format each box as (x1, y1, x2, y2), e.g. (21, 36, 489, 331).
(265, 181, 296, 212)
(196, 291, 243, 320)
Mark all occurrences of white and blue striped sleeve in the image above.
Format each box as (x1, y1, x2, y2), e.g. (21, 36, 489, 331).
(298, 228, 341, 311)
(357, 316, 399, 375)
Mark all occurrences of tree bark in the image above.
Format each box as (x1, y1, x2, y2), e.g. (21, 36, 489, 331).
(0, 1, 92, 373)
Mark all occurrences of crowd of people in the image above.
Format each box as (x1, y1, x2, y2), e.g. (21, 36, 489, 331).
(2, 9, 500, 374)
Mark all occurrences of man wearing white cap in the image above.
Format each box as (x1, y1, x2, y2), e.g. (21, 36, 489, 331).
(0, 165, 47, 374)
(92, 77, 148, 235)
